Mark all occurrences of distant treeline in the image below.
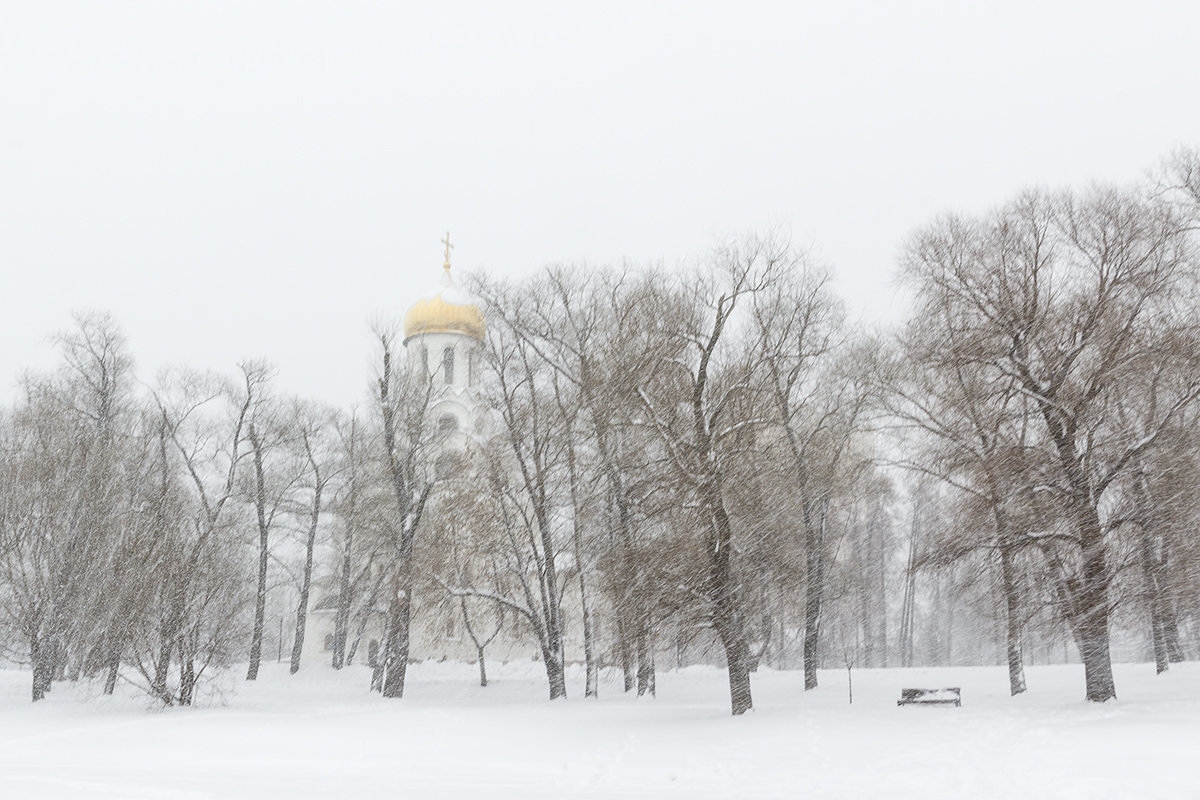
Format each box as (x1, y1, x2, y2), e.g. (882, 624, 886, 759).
(1, 148, 1197, 713)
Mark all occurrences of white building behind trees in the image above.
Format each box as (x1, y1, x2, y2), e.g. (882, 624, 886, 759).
(302, 242, 589, 677)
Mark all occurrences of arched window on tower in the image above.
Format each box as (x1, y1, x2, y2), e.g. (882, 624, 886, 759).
(442, 346, 454, 384)
(468, 351, 479, 388)
(420, 346, 429, 375)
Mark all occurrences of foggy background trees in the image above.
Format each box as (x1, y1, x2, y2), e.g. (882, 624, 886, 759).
(1, 150, 1198, 712)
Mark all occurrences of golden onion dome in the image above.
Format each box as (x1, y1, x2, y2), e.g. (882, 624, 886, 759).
(402, 234, 486, 341)
(403, 288, 486, 340)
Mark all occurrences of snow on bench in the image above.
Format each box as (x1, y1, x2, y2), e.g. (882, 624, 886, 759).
(897, 687, 961, 707)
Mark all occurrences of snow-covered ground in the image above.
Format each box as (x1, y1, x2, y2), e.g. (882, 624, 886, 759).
(1, 659, 1197, 799)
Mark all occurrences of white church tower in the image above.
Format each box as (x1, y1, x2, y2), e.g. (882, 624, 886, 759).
(401, 233, 487, 452)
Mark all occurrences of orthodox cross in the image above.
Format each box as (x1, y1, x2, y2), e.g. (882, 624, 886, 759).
(441, 231, 454, 274)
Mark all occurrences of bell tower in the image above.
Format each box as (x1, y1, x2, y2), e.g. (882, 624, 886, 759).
(401, 233, 486, 450)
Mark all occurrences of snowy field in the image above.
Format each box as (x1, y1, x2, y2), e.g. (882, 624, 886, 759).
(1, 660, 1197, 799)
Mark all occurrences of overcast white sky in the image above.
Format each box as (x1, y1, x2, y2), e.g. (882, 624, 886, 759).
(3, 1, 1198, 408)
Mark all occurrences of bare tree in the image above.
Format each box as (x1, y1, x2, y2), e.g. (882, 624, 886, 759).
(890, 280, 1045, 695)
(129, 368, 256, 705)
(471, 267, 658, 698)
(901, 187, 1200, 701)
(374, 327, 434, 698)
(51, 313, 148, 694)
(636, 236, 782, 715)
(0, 314, 166, 701)
(752, 263, 880, 690)
(288, 402, 341, 673)
(422, 476, 508, 688)
(1109, 355, 1200, 671)
(326, 411, 387, 670)
(242, 363, 301, 681)
(478, 307, 571, 700)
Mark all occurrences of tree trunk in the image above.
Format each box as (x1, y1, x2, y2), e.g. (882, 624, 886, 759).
(30, 633, 54, 703)
(874, 510, 889, 668)
(247, 426, 270, 682)
(370, 662, 383, 691)
(708, 492, 753, 715)
(375, 340, 433, 699)
(1138, 521, 1170, 674)
(542, 643, 567, 700)
(247, 528, 268, 680)
(1075, 508, 1116, 702)
(802, 501, 827, 691)
(179, 653, 196, 706)
(1164, 615, 1184, 664)
(530, 599, 568, 701)
(331, 538, 354, 669)
(1133, 466, 1171, 674)
(581, 580, 598, 698)
(289, 585, 311, 675)
(476, 645, 488, 687)
(533, 503, 567, 701)
(636, 623, 655, 697)
(1076, 601, 1116, 702)
(382, 570, 414, 698)
(103, 651, 120, 696)
(458, 596, 500, 690)
(564, 434, 599, 699)
(717, 623, 753, 716)
(899, 498, 921, 668)
(999, 546, 1027, 695)
(347, 591, 378, 669)
(617, 616, 635, 692)
(290, 486, 322, 675)
(152, 637, 172, 701)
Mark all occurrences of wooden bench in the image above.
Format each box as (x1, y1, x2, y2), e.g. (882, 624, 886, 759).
(897, 687, 961, 707)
